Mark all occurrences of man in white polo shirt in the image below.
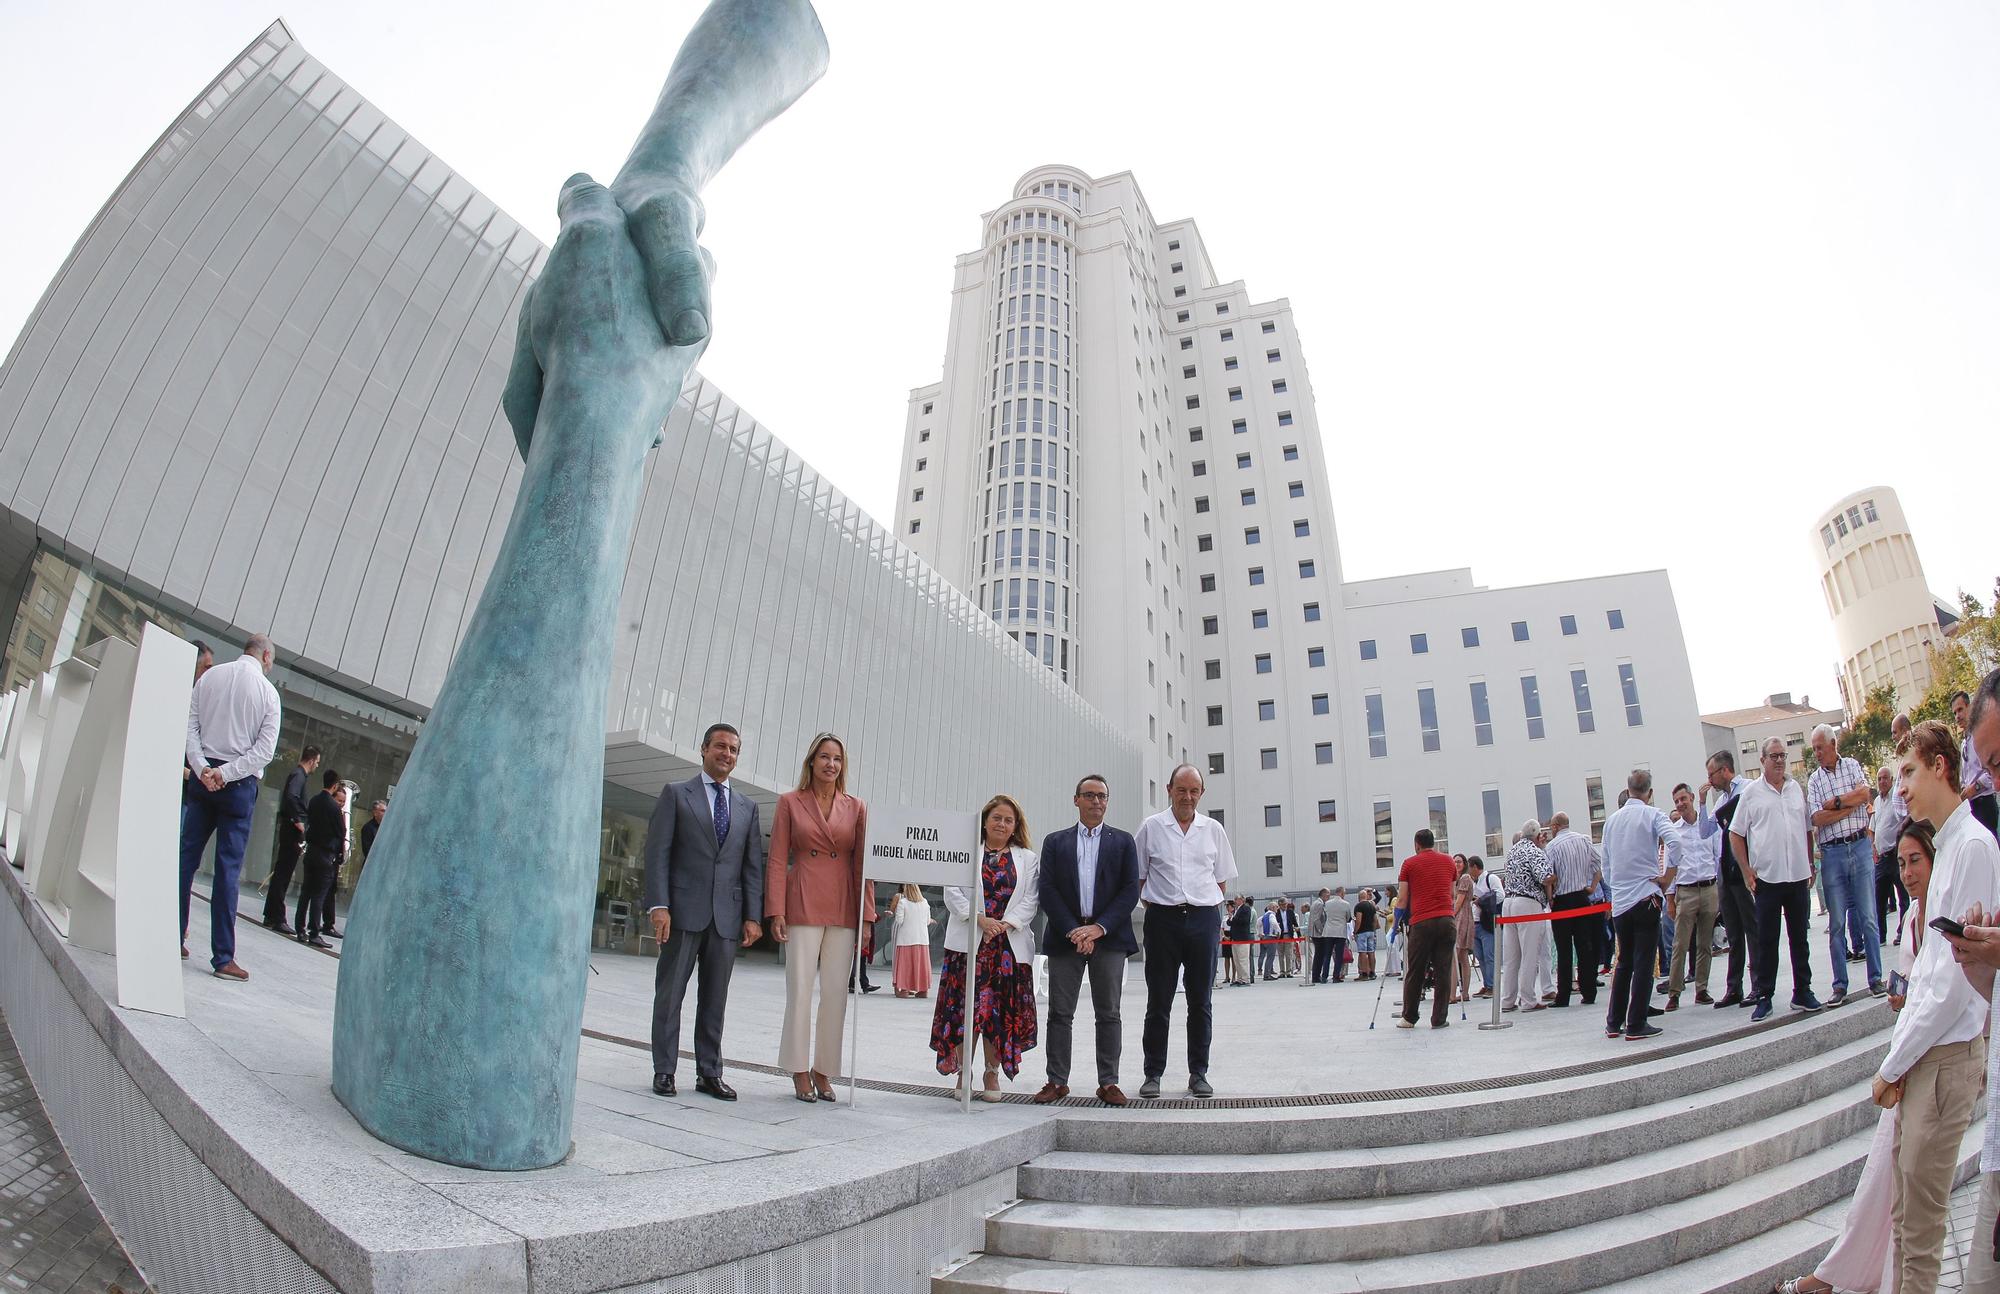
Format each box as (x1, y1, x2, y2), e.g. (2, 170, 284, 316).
(1730, 736, 1822, 1023)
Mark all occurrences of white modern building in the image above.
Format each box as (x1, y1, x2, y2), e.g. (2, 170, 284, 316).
(897, 166, 1705, 885)
(1813, 486, 1952, 712)
(1700, 693, 1847, 784)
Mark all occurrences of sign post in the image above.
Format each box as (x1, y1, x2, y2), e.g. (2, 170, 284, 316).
(852, 806, 980, 1110)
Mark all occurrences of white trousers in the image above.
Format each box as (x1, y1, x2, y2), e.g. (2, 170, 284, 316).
(780, 924, 855, 1076)
(1500, 896, 1552, 1009)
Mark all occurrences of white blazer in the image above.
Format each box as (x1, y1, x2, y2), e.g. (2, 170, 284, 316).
(942, 847, 1040, 963)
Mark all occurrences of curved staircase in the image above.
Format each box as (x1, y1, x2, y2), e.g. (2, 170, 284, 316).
(937, 999, 1982, 1293)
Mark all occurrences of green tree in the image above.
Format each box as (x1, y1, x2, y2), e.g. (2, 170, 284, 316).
(1844, 681, 1898, 775)
(1912, 584, 1999, 727)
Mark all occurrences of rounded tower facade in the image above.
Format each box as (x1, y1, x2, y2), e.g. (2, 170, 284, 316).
(1811, 486, 1943, 710)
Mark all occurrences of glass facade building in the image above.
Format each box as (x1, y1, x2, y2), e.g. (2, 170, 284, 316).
(0, 23, 1138, 953)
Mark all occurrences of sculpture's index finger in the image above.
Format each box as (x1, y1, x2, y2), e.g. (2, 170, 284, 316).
(556, 172, 621, 231)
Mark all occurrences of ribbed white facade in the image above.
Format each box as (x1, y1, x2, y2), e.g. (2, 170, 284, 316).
(899, 166, 1706, 883)
(1812, 486, 1945, 711)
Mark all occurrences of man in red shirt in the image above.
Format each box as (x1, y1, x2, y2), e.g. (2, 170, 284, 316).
(1397, 829, 1460, 1029)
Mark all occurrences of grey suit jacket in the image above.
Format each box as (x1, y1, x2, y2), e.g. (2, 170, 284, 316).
(640, 775, 764, 936)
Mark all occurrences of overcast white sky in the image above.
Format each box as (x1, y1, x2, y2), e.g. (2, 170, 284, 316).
(3, 1, 1995, 715)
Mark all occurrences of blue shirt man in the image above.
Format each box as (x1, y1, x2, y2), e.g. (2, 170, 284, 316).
(1600, 770, 1683, 1040)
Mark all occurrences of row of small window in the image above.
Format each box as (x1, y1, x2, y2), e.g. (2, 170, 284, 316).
(1201, 599, 1321, 635)
(1001, 200, 1077, 232)
(1357, 609, 1627, 658)
(1186, 392, 1293, 419)
(1361, 668, 1646, 758)
(1003, 236, 1072, 269)
(1206, 686, 1333, 726)
(1197, 561, 1319, 593)
(1178, 321, 1277, 352)
(989, 396, 1072, 441)
(1191, 450, 1303, 477)
(982, 483, 1072, 530)
(1206, 748, 1339, 780)
(991, 292, 1071, 332)
(1001, 264, 1071, 299)
(991, 361, 1072, 401)
(1176, 304, 1280, 328)
(983, 578, 1070, 629)
(1024, 180, 1083, 211)
(1180, 353, 1285, 376)
(977, 527, 1072, 579)
(999, 326, 1072, 363)
(986, 437, 1072, 485)
(1195, 515, 1309, 556)
(1008, 627, 1069, 678)
(1194, 479, 1302, 513)
(1819, 497, 1882, 549)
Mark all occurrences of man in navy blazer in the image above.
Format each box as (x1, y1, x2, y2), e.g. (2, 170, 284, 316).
(643, 723, 763, 1101)
(1034, 773, 1142, 1106)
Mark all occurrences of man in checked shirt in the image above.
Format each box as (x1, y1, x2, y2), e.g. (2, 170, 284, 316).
(1808, 723, 1885, 1005)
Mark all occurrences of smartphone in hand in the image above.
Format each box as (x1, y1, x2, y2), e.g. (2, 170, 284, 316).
(1930, 915, 1968, 940)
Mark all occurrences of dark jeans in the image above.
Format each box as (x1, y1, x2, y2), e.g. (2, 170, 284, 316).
(1718, 876, 1758, 996)
(1330, 936, 1348, 981)
(1552, 889, 1601, 1004)
(264, 821, 304, 926)
(1607, 899, 1661, 1035)
(296, 854, 336, 935)
(179, 769, 257, 971)
(1753, 878, 1814, 1005)
(1402, 917, 1456, 1025)
(1142, 903, 1222, 1080)
(1311, 936, 1334, 983)
(1877, 850, 1910, 939)
(1046, 950, 1127, 1087)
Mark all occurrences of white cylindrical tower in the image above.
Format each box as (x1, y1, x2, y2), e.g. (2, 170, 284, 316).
(1811, 486, 1943, 710)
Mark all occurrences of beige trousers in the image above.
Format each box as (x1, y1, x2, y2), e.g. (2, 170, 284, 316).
(779, 924, 855, 1076)
(1893, 1038, 1986, 1292)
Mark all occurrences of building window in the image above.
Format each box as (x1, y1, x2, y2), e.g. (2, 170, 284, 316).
(1521, 674, 1545, 740)
(911, 487, 924, 502)
(1211, 809, 1225, 826)
(1418, 687, 1441, 752)
(1311, 693, 1329, 715)
(1171, 261, 1184, 273)
(1821, 524, 1836, 549)
(922, 402, 933, 414)
(1168, 239, 1181, 250)
(1469, 680, 1493, 747)
(1260, 748, 1278, 771)
(1180, 336, 1193, 350)
(1365, 693, 1387, 758)
(1265, 854, 1283, 878)
(1267, 349, 1281, 363)
(1206, 705, 1223, 727)
(1195, 496, 1210, 513)
(1192, 461, 1207, 477)
(1298, 560, 1316, 578)
(1186, 395, 1200, 410)
(1619, 662, 1644, 726)
(1272, 379, 1288, 394)
(1241, 489, 1256, 506)
(1512, 620, 1529, 642)
(1228, 387, 1243, 402)
(1307, 646, 1326, 668)
(1360, 638, 1377, 661)
(1203, 616, 1219, 635)
(919, 429, 930, 442)
(1375, 800, 1394, 868)
(1294, 519, 1310, 537)
(1304, 602, 1321, 622)
(1264, 804, 1283, 827)
(1205, 658, 1221, 680)
(1289, 481, 1305, 498)
(1232, 418, 1248, 434)
(1429, 794, 1449, 854)
(1534, 780, 1554, 826)
(1198, 534, 1214, 553)
(1283, 445, 1299, 461)
(1560, 614, 1577, 636)
(1320, 850, 1339, 874)
(1177, 310, 1190, 323)
(1262, 320, 1277, 334)
(1255, 653, 1273, 674)
(1200, 574, 1216, 593)
(1224, 357, 1239, 371)
(1259, 699, 1276, 721)
(1586, 775, 1606, 842)
(1173, 286, 1186, 298)
(1462, 626, 1479, 648)
(1862, 498, 1878, 523)
(908, 520, 921, 535)
(1209, 752, 1225, 774)
(1315, 744, 1333, 766)
(1570, 668, 1595, 733)
(1220, 328, 1233, 341)
(1216, 303, 1230, 315)
(1482, 787, 1503, 857)
(1608, 608, 1625, 630)
(1411, 632, 1429, 655)
(1277, 411, 1294, 427)
(915, 457, 927, 472)
(1251, 609, 1269, 629)
(1236, 451, 1252, 471)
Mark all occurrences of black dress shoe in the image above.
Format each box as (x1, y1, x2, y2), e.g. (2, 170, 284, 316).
(304, 936, 333, 950)
(1138, 1076, 1162, 1099)
(694, 1075, 737, 1101)
(322, 927, 343, 939)
(265, 921, 296, 935)
(652, 1074, 676, 1097)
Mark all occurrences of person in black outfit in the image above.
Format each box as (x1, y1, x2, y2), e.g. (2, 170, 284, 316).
(359, 799, 386, 861)
(263, 745, 320, 933)
(1225, 895, 1255, 985)
(296, 769, 347, 948)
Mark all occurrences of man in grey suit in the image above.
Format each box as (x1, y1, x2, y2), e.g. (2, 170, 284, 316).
(644, 723, 763, 1100)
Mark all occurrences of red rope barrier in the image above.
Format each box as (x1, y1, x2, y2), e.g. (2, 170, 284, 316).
(1494, 901, 1611, 926)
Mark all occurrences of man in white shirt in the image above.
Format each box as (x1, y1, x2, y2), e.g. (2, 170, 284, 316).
(1872, 763, 1911, 946)
(1134, 764, 1237, 1100)
(1701, 750, 1756, 1007)
(1601, 770, 1683, 1040)
(1664, 783, 1718, 1009)
(1730, 736, 1823, 1022)
(180, 636, 283, 981)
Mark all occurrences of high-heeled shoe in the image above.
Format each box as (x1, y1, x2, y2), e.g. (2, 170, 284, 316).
(977, 1068, 1003, 1103)
(812, 1071, 836, 1102)
(791, 1073, 818, 1103)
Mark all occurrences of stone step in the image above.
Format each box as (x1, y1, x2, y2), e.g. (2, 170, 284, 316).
(936, 1121, 1879, 1293)
(988, 1081, 1876, 1267)
(1581, 1134, 1983, 1294)
(1054, 998, 1891, 1156)
(1023, 1032, 1888, 1206)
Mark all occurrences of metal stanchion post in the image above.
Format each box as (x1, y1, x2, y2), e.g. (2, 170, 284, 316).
(1479, 912, 1511, 1031)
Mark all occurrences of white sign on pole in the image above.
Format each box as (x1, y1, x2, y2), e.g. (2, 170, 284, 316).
(849, 806, 980, 1110)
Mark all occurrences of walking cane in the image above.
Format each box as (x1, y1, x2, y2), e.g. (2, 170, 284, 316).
(1367, 925, 1395, 1030)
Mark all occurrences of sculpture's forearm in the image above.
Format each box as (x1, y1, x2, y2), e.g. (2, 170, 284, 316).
(614, 0, 828, 199)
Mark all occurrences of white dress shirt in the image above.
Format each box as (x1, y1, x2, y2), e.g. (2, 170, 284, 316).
(1602, 800, 1683, 917)
(184, 655, 280, 786)
(1729, 776, 1813, 884)
(1669, 817, 1716, 888)
(1135, 809, 1237, 907)
(1872, 787, 1908, 858)
(1879, 801, 2000, 1083)
(1075, 822, 1103, 916)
